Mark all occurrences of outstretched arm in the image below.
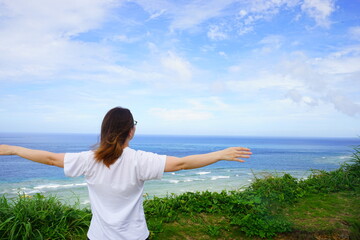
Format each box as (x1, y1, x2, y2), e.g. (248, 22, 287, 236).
(165, 147, 252, 172)
(0, 145, 65, 168)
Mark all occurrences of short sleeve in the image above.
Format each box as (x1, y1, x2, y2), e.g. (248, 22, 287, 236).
(136, 150, 166, 181)
(64, 151, 92, 177)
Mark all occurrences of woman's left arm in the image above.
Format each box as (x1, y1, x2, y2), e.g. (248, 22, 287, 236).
(0, 145, 65, 168)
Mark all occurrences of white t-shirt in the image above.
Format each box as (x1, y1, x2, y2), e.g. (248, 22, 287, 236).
(64, 147, 166, 240)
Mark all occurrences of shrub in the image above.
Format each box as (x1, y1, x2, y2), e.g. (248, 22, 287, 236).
(300, 145, 360, 194)
(0, 193, 91, 240)
(247, 173, 305, 204)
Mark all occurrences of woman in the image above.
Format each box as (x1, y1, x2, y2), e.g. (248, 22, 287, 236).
(0, 107, 252, 240)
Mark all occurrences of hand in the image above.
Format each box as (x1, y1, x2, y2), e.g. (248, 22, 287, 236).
(0, 145, 16, 155)
(219, 147, 252, 162)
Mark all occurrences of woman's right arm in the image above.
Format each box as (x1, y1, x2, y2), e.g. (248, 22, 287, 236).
(164, 147, 252, 172)
(0, 145, 65, 168)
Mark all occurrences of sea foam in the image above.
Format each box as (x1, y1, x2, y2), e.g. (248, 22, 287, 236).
(211, 176, 230, 180)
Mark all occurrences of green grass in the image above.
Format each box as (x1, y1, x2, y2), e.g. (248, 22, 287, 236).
(286, 192, 360, 230)
(0, 145, 359, 239)
(148, 191, 360, 240)
(0, 193, 91, 240)
(283, 191, 360, 236)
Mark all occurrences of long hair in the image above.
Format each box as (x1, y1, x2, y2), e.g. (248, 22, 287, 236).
(94, 107, 134, 167)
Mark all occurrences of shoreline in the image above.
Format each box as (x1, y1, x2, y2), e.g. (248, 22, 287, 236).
(0, 168, 314, 207)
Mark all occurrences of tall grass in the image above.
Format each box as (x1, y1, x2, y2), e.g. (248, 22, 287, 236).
(300, 145, 360, 194)
(0, 193, 91, 240)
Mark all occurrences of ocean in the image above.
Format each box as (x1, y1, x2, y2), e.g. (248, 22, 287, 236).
(0, 133, 359, 207)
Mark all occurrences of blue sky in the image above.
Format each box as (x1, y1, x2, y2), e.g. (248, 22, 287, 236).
(0, 0, 359, 137)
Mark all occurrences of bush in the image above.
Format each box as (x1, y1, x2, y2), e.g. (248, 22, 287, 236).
(0, 193, 91, 240)
(247, 173, 305, 204)
(300, 146, 360, 194)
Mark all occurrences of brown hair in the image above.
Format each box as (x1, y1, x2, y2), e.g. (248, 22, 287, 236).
(94, 107, 135, 167)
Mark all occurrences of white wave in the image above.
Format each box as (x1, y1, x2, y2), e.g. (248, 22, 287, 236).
(169, 180, 180, 184)
(211, 176, 230, 180)
(171, 172, 176, 175)
(34, 184, 66, 190)
(34, 182, 87, 190)
(13, 187, 30, 191)
(183, 179, 193, 182)
(196, 171, 211, 175)
(316, 155, 352, 164)
(11, 187, 33, 194)
(24, 190, 42, 194)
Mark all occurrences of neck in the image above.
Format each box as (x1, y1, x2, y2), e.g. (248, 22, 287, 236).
(124, 139, 130, 148)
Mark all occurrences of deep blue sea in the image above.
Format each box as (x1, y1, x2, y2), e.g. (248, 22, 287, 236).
(0, 133, 359, 206)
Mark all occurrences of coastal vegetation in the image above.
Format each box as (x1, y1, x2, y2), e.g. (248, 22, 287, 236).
(0, 146, 359, 239)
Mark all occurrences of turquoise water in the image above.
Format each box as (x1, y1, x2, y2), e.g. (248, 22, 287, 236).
(0, 133, 358, 206)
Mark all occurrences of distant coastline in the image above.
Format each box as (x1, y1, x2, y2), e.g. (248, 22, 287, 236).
(1, 131, 359, 139)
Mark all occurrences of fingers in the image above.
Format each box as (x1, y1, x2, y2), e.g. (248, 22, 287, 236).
(235, 147, 251, 151)
(234, 148, 252, 157)
(234, 159, 246, 163)
(228, 146, 252, 162)
(232, 147, 252, 153)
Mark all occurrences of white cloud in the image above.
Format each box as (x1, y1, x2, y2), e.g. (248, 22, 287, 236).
(247, 0, 293, 14)
(113, 34, 140, 43)
(218, 51, 227, 57)
(234, 0, 301, 35)
(133, 0, 236, 31)
(301, 0, 335, 28)
(161, 51, 193, 82)
(238, 9, 247, 18)
(225, 72, 301, 95)
(132, 0, 335, 39)
(287, 89, 319, 106)
(208, 96, 231, 110)
(147, 9, 167, 21)
(148, 96, 230, 122)
(186, 97, 231, 111)
(280, 50, 360, 117)
(328, 45, 360, 58)
(223, 44, 360, 118)
(208, 25, 228, 41)
(326, 92, 360, 117)
(0, 0, 120, 81)
(0, 0, 358, 137)
(149, 108, 213, 121)
(348, 26, 360, 41)
(233, 0, 335, 36)
(228, 65, 242, 72)
(317, 57, 360, 74)
(257, 35, 284, 53)
(167, 0, 236, 31)
(1, 0, 117, 35)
